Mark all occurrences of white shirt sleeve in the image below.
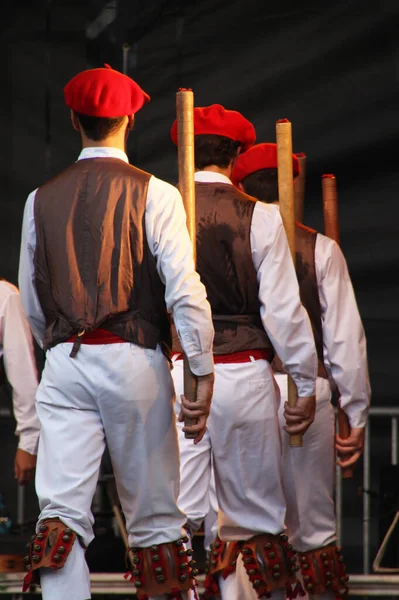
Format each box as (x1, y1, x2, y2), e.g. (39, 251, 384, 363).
(1, 286, 40, 454)
(316, 235, 371, 428)
(18, 190, 46, 348)
(251, 203, 317, 397)
(145, 176, 214, 376)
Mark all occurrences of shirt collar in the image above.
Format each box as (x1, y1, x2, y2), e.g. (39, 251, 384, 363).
(194, 171, 232, 185)
(77, 147, 129, 163)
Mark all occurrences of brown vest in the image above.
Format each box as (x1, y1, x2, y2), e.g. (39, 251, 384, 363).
(272, 222, 327, 378)
(172, 182, 273, 355)
(34, 157, 171, 356)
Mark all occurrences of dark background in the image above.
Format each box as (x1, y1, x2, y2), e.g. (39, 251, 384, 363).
(1, 0, 398, 578)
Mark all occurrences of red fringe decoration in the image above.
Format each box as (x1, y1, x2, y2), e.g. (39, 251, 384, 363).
(286, 581, 306, 599)
(22, 570, 33, 593)
(203, 573, 221, 598)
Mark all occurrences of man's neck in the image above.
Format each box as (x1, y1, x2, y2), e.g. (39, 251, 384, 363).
(198, 165, 232, 179)
(81, 136, 126, 152)
(82, 138, 126, 152)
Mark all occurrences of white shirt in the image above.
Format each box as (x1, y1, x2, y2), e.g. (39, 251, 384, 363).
(316, 234, 371, 428)
(195, 171, 317, 397)
(18, 147, 214, 377)
(0, 281, 40, 454)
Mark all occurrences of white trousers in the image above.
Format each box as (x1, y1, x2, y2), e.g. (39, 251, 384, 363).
(173, 357, 286, 542)
(222, 554, 286, 600)
(203, 465, 218, 552)
(276, 374, 336, 553)
(35, 342, 186, 600)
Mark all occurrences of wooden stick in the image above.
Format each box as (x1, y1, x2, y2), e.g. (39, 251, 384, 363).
(106, 478, 134, 567)
(294, 153, 306, 223)
(321, 174, 353, 478)
(176, 89, 198, 439)
(321, 174, 340, 245)
(276, 119, 302, 448)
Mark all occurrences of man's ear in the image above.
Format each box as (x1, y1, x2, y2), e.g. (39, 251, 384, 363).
(71, 110, 80, 132)
(127, 114, 135, 131)
(231, 145, 242, 170)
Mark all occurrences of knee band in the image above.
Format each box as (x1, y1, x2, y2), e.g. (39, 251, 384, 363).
(298, 543, 349, 599)
(204, 533, 302, 599)
(124, 534, 199, 599)
(22, 518, 79, 592)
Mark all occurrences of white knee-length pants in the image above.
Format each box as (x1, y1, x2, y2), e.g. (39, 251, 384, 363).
(276, 374, 336, 553)
(173, 357, 286, 542)
(35, 342, 186, 600)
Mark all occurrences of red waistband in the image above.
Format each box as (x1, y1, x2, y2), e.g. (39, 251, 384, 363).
(65, 329, 127, 345)
(172, 349, 271, 364)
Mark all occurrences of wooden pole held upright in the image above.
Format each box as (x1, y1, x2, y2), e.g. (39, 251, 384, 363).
(321, 174, 353, 478)
(276, 119, 302, 448)
(294, 153, 306, 223)
(322, 174, 340, 245)
(176, 89, 198, 439)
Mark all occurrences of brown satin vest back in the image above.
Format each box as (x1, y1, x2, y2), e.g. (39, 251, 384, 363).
(34, 157, 171, 355)
(273, 222, 327, 378)
(172, 181, 273, 355)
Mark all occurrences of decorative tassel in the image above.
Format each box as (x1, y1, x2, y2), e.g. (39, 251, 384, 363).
(192, 585, 199, 600)
(286, 581, 305, 599)
(221, 564, 236, 579)
(203, 573, 221, 598)
(22, 570, 33, 593)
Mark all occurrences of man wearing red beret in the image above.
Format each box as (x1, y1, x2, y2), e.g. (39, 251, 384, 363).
(18, 65, 215, 600)
(232, 143, 371, 600)
(170, 106, 318, 599)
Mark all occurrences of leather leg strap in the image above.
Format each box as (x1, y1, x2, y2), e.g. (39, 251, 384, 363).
(124, 535, 199, 599)
(204, 533, 302, 600)
(240, 533, 300, 599)
(298, 542, 349, 599)
(22, 518, 78, 592)
(203, 536, 241, 598)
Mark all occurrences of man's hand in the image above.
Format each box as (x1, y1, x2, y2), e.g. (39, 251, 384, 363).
(336, 427, 365, 470)
(283, 396, 316, 436)
(14, 449, 37, 486)
(178, 372, 214, 444)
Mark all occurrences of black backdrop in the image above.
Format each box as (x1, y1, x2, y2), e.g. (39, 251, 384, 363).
(1, 0, 398, 572)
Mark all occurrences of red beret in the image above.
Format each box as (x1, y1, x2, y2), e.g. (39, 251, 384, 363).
(64, 64, 150, 118)
(170, 104, 255, 152)
(232, 142, 300, 184)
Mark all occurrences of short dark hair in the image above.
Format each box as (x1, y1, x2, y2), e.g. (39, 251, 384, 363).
(241, 168, 279, 204)
(194, 134, 241, 170)
(74, 112, 126, 141)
